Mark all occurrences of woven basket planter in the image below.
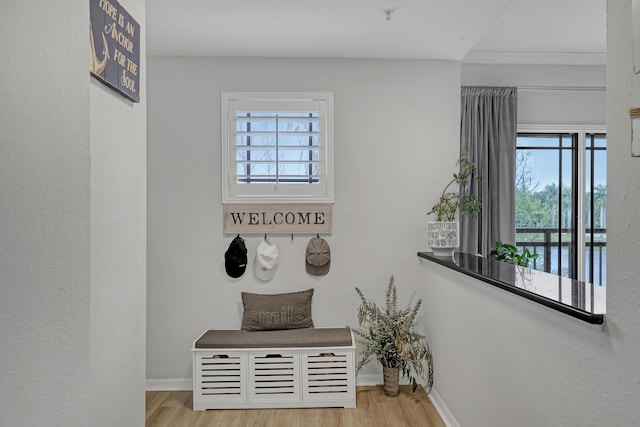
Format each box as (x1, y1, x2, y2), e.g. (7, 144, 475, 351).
(382, 367, 400, 397)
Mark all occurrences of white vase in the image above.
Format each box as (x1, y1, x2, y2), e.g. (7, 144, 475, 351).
(427, 221, 459, 256)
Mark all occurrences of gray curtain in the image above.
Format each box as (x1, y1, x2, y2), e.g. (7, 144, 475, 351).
(460, 86, 517, 256)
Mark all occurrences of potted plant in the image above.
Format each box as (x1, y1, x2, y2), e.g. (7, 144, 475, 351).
(489, 241, 539, 267)
(349, 276, 433, 397)
(427, 153, 481, 256)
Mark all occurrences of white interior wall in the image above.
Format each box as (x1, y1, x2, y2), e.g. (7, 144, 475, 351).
(421, 2, 640, 426)
(89, 0, 147, 425)
(0, 3, 91, 425)
(146, 57, 461, 383)
(0, 1, 147, 426)
(462, 63, 606, 125)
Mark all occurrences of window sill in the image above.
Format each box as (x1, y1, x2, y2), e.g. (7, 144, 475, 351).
(417, 252, 605, 325)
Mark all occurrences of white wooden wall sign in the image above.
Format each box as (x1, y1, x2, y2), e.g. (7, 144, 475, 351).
(224, 204, 332, 235)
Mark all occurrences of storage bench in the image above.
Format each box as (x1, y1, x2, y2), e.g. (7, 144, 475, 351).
(191, 328, 356, 411)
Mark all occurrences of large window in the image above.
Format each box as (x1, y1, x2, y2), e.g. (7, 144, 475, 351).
(515, 126, 606, 286)
(221, 92, 334, 203)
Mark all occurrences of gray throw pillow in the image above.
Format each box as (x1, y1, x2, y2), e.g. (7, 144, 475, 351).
(241, 289, 314, 331)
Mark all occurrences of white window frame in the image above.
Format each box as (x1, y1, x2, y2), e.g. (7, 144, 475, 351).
(517, 124, 606, 283)
(221, 92, 334, 204)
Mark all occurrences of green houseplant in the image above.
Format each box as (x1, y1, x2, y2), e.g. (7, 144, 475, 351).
(427, 154, 481, 256)
(350, 276, 433, 397)
(428, 153, 481, 221)
(489, 241, 539, 267)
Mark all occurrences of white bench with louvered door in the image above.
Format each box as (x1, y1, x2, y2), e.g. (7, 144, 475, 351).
(191, 328, 356, 410)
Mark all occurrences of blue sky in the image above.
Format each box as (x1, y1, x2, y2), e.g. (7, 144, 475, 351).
(523, 150, 606, 189)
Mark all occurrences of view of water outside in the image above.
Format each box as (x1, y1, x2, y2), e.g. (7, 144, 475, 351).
(524, 246, 607, 287)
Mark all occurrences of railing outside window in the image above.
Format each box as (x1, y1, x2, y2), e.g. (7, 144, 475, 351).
(516, 129, 606, 287)
(516, 227, 606, 287)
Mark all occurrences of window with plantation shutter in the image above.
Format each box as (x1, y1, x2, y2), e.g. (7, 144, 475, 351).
(222, 92, 334, 203)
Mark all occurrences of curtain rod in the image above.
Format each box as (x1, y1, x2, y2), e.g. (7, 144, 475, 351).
(518, 85, 605, 92)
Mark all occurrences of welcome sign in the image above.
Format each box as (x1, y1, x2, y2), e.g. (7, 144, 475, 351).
(224, 204, 332, 235)
(90, 0, 140, 102)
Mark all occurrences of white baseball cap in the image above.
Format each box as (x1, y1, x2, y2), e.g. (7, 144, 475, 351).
(254, 239, 279, 281)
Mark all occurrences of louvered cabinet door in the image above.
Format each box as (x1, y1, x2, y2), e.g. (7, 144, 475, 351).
(249, 351, 301, 403)
(302, 350, 355, 403)
(193, 351, 247, 406)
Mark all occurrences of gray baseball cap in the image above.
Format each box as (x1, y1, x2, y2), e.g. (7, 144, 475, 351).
(305, 237, 330, 276)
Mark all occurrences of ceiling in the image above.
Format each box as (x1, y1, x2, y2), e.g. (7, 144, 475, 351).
(146, 0, 606, 64)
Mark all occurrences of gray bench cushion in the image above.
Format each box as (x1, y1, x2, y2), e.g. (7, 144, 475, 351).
(195, 327, 352, 349)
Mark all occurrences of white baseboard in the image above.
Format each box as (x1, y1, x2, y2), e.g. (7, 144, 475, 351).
(147, 376, 385, 391)
(356, 374, 418, 386)
(145, 376, 459, 427)
(355, 374, 382, 386)
(146, 378, 192, 391)
(428, 387, 460, 427)
(146, 375, 405, 390)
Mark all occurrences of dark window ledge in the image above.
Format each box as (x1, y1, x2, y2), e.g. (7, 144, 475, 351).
(418, 252, 605, 325)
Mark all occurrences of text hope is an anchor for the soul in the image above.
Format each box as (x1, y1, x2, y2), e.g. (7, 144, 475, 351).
(98, 0, 138, 93)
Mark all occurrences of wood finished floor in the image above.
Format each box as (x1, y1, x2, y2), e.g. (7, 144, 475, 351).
(146, 386, 446, 427)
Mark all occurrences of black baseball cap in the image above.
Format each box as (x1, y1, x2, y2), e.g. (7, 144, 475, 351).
(225, 236, 247, 278)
